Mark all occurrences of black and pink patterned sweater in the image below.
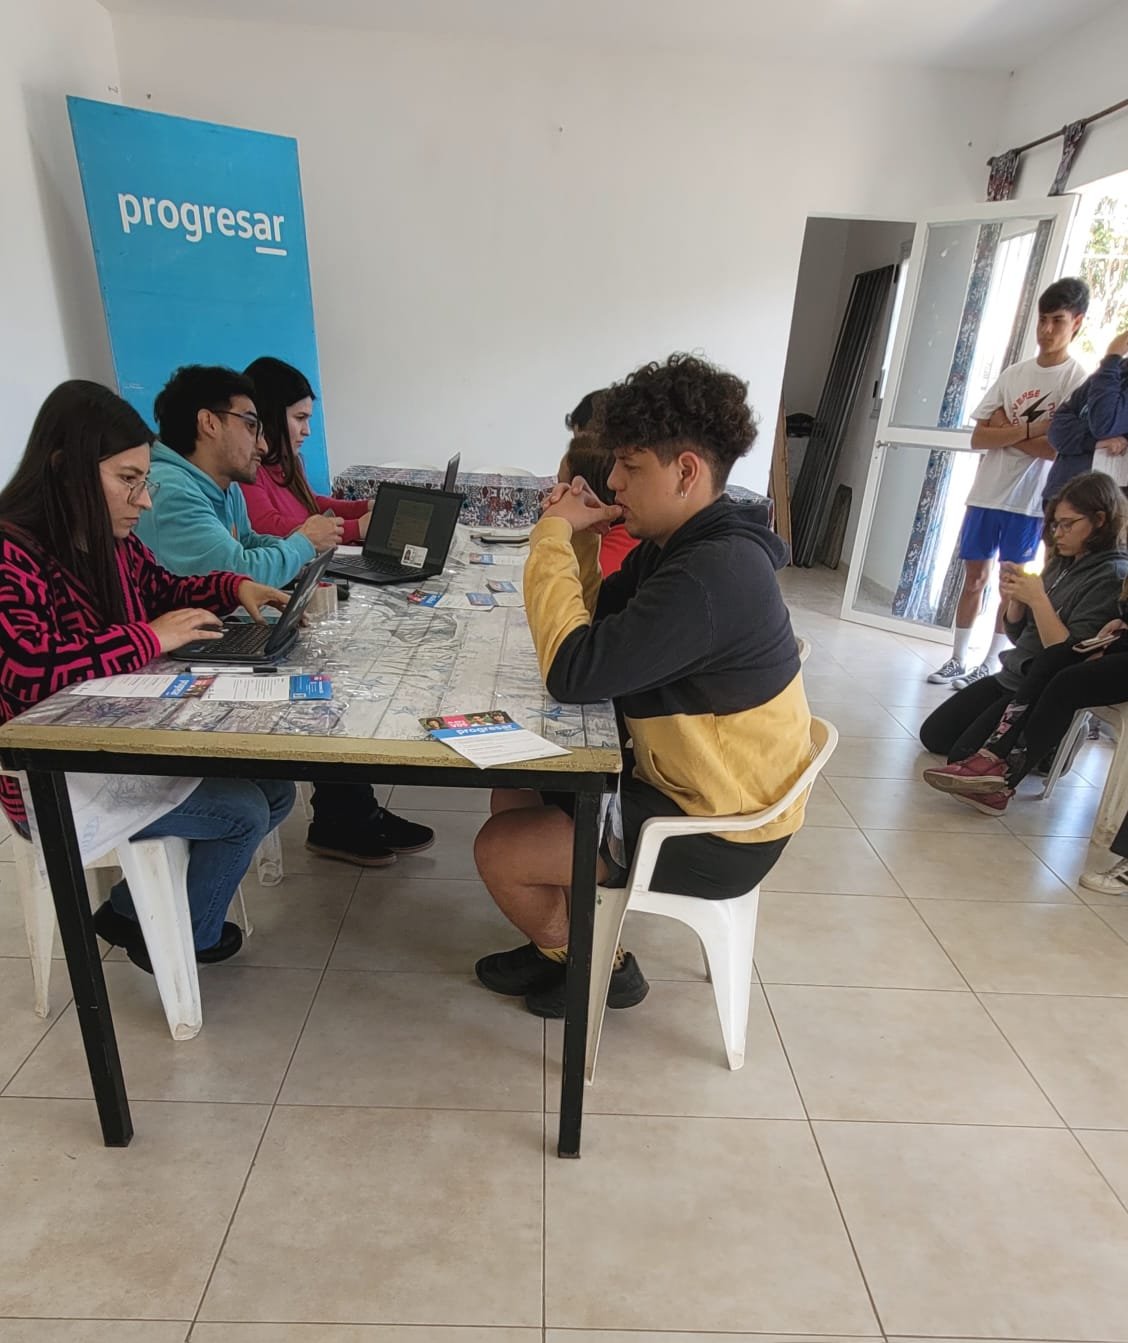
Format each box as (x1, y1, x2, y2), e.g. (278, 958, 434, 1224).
(0, 529, 246, 826)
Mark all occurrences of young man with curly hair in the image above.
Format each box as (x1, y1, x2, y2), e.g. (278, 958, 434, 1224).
(473, 354, 812, 1017)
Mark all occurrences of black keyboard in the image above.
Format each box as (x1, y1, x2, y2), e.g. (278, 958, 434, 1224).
(332, 555, 414, 578)
(182, 623, 271, 658)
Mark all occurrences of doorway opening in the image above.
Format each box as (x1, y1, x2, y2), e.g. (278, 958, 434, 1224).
(812, 185, 1128, 657)
(779, 216, 914, 572)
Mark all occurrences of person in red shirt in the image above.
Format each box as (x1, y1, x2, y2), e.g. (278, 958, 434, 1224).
(240, 356, 372, 546)
(560, 390, 640, 578)
(240, 355, 434, 867)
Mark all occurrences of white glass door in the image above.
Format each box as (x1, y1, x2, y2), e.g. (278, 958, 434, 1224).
(840, 195, 1079, 638)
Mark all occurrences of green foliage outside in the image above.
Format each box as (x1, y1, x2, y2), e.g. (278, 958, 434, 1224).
(1079, 194, 1128, 359)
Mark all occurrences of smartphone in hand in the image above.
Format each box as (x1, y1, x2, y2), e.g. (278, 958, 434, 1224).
(1074, 632, 1120, 653)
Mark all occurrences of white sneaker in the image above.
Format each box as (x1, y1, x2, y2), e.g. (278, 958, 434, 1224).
(927, 657, 966, 685)
(950, 662, 995, 691)
(1079, 858, 1128, 896)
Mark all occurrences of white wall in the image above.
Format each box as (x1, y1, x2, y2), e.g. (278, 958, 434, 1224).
(999, 4, 1128, 198)
(109, 13, 1005, 489)
(1, 0, 120, 480)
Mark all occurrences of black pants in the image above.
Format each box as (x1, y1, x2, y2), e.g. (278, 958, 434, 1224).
(1007, 646, 1128, 786)
(985, 641, 1128, 787)
(1113, 813, 1128, 859)
(309, 782, 382, 834)
(920, 642, 1128, 785)
(920, 674, 1014, 762)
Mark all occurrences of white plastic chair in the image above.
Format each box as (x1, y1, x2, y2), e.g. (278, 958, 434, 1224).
(7, 820, 203, 1039)
(468, 465, 537, 477)
(797, 636, 810, 664)
(3, 808, 259, 1039)
(585, 716, 839, 1081)
(1042, 702, 1128, 847)
(254, 826, 284, 887)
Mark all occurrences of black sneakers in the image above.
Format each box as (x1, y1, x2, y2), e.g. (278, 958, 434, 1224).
(475, 942, 650, 1018)
(306, 807, 435, 867)
(92, 901, 243, 975)
(305, 827, 397, 867)
(525, 952, 650, 1019)
(371, 808, 436, 855)
(475, 942, 566, 997)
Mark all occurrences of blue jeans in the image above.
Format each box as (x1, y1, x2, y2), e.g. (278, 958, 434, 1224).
(110, 778, 295, 951)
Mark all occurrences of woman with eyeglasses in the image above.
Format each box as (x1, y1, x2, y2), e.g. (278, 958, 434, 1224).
(0, 380, 296, 970)
(919, 471, 1128, 815)
(239, 357, 372, 544)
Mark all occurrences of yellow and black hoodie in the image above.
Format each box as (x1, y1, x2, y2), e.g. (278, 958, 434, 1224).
(524, 497, 812, 843)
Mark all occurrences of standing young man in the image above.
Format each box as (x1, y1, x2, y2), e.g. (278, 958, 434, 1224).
(928, 277, 1090, 687)
(473, 354, 812, 1018)
(138, 364, 434, 868)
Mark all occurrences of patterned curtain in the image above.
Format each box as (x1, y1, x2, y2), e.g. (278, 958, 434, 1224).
(1051, 121, 1087, 196)
(891, 151, 1021, 620)
(987, 151, 1021, 204)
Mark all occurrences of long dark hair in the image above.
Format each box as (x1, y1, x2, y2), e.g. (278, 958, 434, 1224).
(244, 356, 318, 514)
(0, 381, 154, 623)
(1044, 470, 1128, 556)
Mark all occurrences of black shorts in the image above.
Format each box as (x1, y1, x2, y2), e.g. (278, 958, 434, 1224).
(544, 778, 789, 900)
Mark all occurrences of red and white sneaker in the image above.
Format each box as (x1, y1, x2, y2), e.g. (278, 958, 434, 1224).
(923, 752, 1008, 795)
(950, 788, 1012, 816)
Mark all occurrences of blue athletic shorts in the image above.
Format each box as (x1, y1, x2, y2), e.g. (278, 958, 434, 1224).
(958, 505, 1042, 563)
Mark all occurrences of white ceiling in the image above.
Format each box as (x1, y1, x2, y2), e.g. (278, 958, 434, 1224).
(99, 0, 1118, 71)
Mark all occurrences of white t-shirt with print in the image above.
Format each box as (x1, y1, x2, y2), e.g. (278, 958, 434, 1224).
(966, 355, 1087, 516)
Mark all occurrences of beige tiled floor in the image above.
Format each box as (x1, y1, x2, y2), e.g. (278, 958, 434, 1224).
(2, 565, 1128, 1340)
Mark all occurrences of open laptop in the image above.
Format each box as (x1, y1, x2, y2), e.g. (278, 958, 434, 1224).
(171, 547, 336, 665)
(327, 482, 463, 586)
(442, 452, 460, 492)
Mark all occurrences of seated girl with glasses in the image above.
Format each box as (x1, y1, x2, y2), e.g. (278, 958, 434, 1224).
(919, 472, 1128, 815)
(0, 380, 297, 971)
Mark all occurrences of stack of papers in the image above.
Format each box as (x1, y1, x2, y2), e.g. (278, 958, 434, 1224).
(72, 674, 332, 703)
(420, 710, 568, 768)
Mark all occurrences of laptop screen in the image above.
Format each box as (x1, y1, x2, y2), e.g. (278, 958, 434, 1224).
(442, 452, 460, 492)
(264, 547, 335, 652)
(367, 483, 463, 566)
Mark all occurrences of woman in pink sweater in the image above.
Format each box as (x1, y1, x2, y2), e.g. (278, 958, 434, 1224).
(241, 355, 435, 868)
(240, 357, 372, 544)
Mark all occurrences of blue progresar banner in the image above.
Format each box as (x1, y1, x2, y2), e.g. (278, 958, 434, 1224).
(67, 96, 329, 491)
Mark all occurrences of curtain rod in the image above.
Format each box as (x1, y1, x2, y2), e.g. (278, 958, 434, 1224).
(988, 94, 1128, 164)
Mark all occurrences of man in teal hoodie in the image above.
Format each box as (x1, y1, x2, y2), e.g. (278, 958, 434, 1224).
(136, 365, 337, 584)
(139, 363, 435, 868)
